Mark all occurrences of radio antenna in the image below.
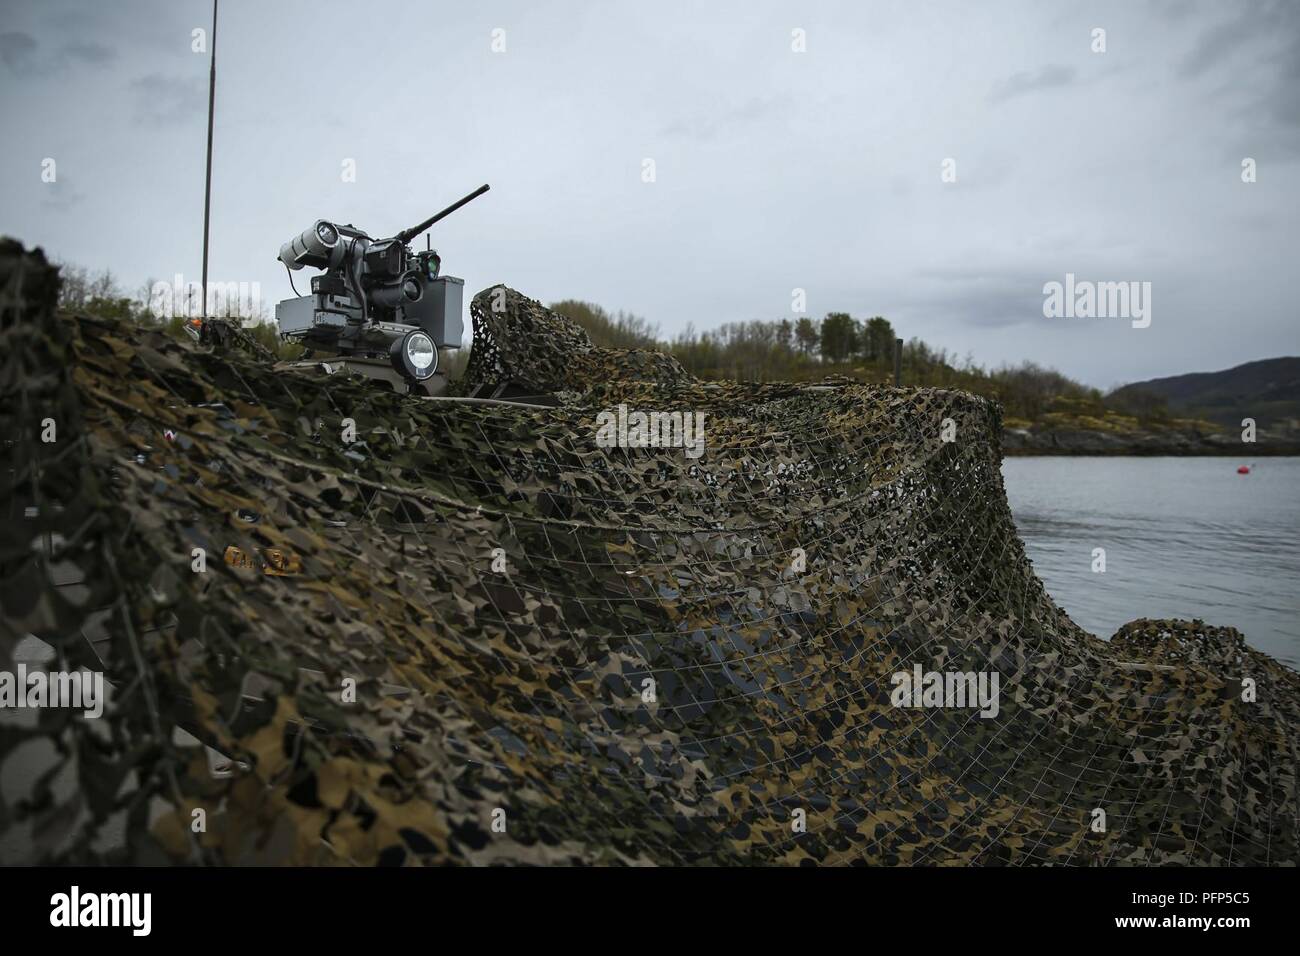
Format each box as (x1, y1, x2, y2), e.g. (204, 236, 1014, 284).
(200, 0, 218, 321)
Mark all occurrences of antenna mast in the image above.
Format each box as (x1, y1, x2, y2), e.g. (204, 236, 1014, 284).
(200, 0, 218, 320)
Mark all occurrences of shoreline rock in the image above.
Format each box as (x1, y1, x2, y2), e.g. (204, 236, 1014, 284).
(1002, 425, 1300, 456)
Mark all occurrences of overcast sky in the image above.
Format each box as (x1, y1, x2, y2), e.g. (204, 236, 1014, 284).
(2, 0, 1297, 388)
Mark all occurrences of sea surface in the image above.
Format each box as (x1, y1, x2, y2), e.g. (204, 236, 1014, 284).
(1001, 456, 1300, 668)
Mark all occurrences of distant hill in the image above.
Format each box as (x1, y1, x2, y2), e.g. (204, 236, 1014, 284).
(1111, 357, 1300, 430)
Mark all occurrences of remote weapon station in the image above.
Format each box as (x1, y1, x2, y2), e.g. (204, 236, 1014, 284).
(274, 183, 490, 395)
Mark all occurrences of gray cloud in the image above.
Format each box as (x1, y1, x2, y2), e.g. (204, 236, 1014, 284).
(1255, 6, 1300, 141)
(988, 65, 1077, 104)
(661, 96, 790, 141)
(128, 73, 206, 126)
(897, 267, 1049, 330)
(1176, 1, 1300, 157)
(40, 174, 84, 212)
(1178, 5, 1269, 78)
(0, 30, 116, 75)
(61, 41, 116, 67)
(0, 31, 38, 73)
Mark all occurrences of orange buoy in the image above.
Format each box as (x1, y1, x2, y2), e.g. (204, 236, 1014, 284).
(1237, 465, 1250, 474)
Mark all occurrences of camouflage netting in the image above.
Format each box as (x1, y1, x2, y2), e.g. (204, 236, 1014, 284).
(463, 285, 694, 394)
(2, 240, 1297, 865)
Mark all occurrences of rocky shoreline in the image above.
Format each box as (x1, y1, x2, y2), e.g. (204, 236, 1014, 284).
(1002, 424, 1300, 456)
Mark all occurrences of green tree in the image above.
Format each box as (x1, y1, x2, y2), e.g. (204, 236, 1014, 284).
(794, 317, 819, 356)
(776, 318, 793, 352)
(820, 312, 857, 363)
(83, 295, 140, 323)
(549, 299, 659, 349)
(861, 316, 895, 363)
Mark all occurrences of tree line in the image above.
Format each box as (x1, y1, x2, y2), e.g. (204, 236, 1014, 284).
(48, 261, 1172, 425)
(550, 299, 1173, 424)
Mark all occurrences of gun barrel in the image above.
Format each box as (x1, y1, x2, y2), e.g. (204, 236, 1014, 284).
(394, 184, 491, 244)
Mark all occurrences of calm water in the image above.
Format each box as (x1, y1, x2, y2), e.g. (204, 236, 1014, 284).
(1001, 456, 1300, 668)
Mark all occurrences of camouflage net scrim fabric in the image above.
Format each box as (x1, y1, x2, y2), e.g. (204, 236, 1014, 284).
(464, 285, 694, 394)
(2, 240, 1297, 865)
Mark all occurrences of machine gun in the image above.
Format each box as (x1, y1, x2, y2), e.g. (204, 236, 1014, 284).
(273, 183, 490, 394)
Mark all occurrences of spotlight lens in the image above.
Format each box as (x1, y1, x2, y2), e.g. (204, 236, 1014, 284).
(406, 332, 435, 371)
